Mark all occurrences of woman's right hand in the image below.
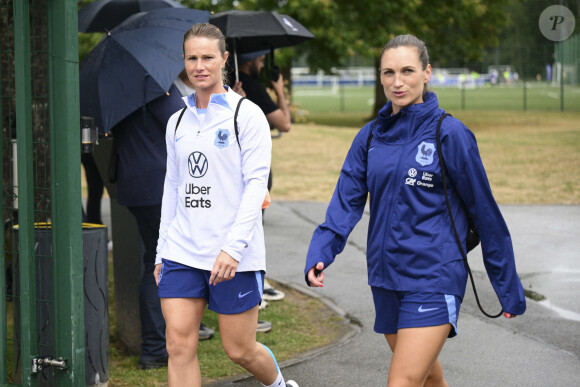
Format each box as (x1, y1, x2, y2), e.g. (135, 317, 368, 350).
(307, 262, 325, 287)
(154, 264, 162, 286)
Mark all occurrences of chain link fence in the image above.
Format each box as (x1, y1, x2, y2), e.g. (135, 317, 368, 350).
(292, 40, 580, 113)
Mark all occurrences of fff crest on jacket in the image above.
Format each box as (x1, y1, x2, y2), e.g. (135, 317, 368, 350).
(416, 142, 435, 166)
(215, 129, 230, 149)
(188, 151, 208, 178)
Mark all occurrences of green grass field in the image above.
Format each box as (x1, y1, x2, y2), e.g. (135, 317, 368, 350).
(292, 84, 580, 114)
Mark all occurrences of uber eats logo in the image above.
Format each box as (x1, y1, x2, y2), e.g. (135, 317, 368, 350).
(186, 151, 211, 208)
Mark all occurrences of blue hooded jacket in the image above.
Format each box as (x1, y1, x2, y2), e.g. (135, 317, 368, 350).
(305, 92, 526, 315)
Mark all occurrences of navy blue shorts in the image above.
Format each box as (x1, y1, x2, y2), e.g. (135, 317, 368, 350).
(371, 287, 460, 338)
(157, 259, 264, 315)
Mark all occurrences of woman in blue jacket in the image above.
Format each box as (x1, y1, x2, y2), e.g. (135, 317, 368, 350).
(305, 35, 526, 386)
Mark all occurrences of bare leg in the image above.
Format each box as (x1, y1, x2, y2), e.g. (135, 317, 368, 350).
(161, 297, 207, 387)
(219, 305, 279, 385)
(385, 324, 451, 387)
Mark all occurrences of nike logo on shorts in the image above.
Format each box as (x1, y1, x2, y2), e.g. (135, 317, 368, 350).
(238, 290, 253, 298)
(418, 305, 439, 313)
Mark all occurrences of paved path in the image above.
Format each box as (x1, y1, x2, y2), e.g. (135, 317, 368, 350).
(207, 202, 580, 387)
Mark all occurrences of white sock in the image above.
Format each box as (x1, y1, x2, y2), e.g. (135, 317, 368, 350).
(263, 371, 285, 387)
(260, 343, 285, 387)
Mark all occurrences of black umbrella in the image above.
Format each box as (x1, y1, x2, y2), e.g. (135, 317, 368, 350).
(210, 10, 314, 81)
(80, 8, 210, 134)
(78, 0, 185, 33)
(210, 10, 314, 53)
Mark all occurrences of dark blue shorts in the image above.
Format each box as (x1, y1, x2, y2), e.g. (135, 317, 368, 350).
(157, 259, 264, 315)
(371, 287, 460, 338)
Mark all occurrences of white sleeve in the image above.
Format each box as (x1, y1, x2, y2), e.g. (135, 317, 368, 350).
(155, 111, 181, 265)
(221, 101, 272, 261)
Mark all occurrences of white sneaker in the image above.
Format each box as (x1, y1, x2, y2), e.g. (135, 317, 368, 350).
(263, 280, 285, 301)
(259, 299, 269, 310)
(286, 380, 299, 387)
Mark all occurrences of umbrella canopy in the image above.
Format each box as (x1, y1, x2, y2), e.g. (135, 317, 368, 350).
(210, 10, 314, 82)
(80, 8, 210, 134)
(210, 10, 314, 54)
(78, 0, 185, 33)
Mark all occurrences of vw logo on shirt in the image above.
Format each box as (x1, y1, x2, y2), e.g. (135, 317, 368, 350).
(188, 151, 208, 178)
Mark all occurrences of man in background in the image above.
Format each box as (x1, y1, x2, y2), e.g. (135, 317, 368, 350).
(233, 50, 290, 305)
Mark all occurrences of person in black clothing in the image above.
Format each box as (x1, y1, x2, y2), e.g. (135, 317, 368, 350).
(233, 50, 290, 303)
(234, 50, 291, 137)
(234, 49, 291, 194)
(81, 153, 104, 225)
(112, 84, 183, 369)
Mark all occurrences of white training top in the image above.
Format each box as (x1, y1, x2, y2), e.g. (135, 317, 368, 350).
(155, 87, 272, 272)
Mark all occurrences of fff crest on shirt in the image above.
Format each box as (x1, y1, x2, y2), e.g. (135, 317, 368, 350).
(416, 141, 435, 166)
(215, 129, 230, 149)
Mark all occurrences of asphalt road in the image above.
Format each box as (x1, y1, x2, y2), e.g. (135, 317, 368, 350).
(206, 202, 580, 387)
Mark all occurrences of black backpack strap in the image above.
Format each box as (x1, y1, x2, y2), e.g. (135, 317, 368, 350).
(174, 99, 244, 149)
(233, 97, 245, 150)
(174, 106, 187, 136)
(436, 113, 502, 318)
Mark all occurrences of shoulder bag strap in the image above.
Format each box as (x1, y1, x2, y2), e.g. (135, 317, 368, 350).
(436, 113, 503, 318)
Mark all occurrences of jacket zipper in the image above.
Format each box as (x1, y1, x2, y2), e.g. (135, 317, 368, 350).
(377, 113, 412, 287)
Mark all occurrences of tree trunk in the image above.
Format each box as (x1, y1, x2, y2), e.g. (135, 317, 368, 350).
(372, 56, 386, 119)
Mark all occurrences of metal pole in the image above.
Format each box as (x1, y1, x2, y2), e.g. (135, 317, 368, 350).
(13, 0, 37, 384)
(0, 4, 6, 379)
(523, 48, 528, 112)
(340, 81, 345, 113)
(461, 80, 466, 110)
(234, 40, 239, 83)
(47, 0, 85, 386)
(523, 80, 527, 112)
(560, 42, 564, 111)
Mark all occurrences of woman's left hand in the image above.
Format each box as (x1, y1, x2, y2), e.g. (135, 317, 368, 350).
(209, 250, 238, 285)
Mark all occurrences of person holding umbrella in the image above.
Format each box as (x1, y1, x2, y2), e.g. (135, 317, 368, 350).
(154, 23, 298, 387)
(234, 50, 291, 134)
(305, 34, 526, 385)
(233, 50, 291, 305)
